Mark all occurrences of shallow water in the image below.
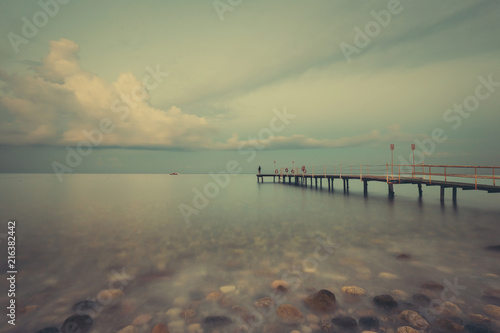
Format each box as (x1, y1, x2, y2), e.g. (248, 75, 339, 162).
(0, 174, 499, 333)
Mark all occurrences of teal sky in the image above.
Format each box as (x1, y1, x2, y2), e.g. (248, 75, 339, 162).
(1, 0, 499, 174)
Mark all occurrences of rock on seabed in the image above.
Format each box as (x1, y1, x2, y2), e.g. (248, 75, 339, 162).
(276, 304, 305, 324)
(304, 289, 337, 313)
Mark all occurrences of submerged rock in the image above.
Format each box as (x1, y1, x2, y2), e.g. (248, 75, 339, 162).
(132, 314, 152, 325)
(117, 326, 137, 333)
(276, 304, 304, 324)
(203, 315, 232, 327)
(220, 285, 236, 294)
(254, 297, 275, 311)
(271, 279, 289, 289)
(96, 289, 124, 305)
(434, 302, 463, 318)
(435, 317, 464, 332)
(36, 328, 61, 333)
(397, 253, 411, 260)
(464, 323, 495, 333)
(72, 300, 99, 317)
(358, 316, 380, 330)
(468, 314, 491, 323)
(304, 289, 337, 313)
(412, 293, 431, 307)
(421, 281, 445, 290)
(398, 310, 430, 331)
(331, 316, 357, 328)
(341, 286, 366, 296)
(483, 304, 500, 319)
(396, 326, 419, 333)
(61, 315, 92, 333)
(484, 245, 500, 252)
(373, 294, 398, 310)
(151, 323, 170, 333)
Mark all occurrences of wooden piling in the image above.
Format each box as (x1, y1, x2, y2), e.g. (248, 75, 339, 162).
(363, 180, 368, 196)
(452, 187, 457, 203)
(440, 186, 445, 202)
(388, 183, 394, 198)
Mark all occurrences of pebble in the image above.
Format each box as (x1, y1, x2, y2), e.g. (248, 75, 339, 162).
(166, 308, 182, 319)
(96, 289, 124, 304)
(169, 320, 185, 333)
(202, 315, 232, 327)
(61, 314, 93, 333)
(485, 245, 500, 252)
(220, 285, 236, 294)
(464, 323, 494, 333)
(300, 325, 313, 333)
(421, 281, 444, 290)
(341, 286, 366, 296)
(36, 328, 61, 333)
(397, 254, 411, 260)
(412, 293, 431, 307)
(132, 314, 152, 325)
(187, 323, 202, 333)
(468, 314, 491, 323)
(391, 290, 408, 300)
(276, 304, 305, 324)
(306, 314, 319, 324)
(434, 301, 463, 317)
(271, 279, 290, 289)
(484, 304, 500, 319)
(396, 327, 419, 333)
(398, 310, 430, 331)
(205, 291, 223, 301)
(255, 297, 275, 311)
(358, 316, 380, 330)
(331, 316, 358, 328)
(373, 294, 398, 310)
(378, 272, 399, 279)
(151, 323, 170, 333)
(117, 326, 137, 333)
(304, 289, 337, 313)
(435, 317, 464, 332)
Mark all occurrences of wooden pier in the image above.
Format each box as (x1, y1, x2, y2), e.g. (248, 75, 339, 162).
(257, 164, 500, 203)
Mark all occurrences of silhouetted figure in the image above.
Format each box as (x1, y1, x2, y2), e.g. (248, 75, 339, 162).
(258, 166, 261, 174)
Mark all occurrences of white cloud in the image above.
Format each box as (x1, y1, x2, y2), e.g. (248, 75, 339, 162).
(0, 39, 216, 149)
(0, 39, 430, 151)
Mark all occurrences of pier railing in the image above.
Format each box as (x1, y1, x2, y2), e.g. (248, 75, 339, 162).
(276, 164, 500, 189)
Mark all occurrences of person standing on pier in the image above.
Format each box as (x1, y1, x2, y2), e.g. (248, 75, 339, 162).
(258, 166, 261, 174)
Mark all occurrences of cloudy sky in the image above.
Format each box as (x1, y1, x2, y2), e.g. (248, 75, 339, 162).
(0, 0, 499, 174)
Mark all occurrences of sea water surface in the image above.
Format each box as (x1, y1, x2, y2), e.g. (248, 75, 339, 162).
(0, 174, 499, 333)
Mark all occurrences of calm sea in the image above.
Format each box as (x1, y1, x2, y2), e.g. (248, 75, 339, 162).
(0, 174, 499, 333)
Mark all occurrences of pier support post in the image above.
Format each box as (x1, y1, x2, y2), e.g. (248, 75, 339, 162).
(388, 183, 394, 198)
(343, 179, 349, 193)
(320, 178, 322, 189)
(452, 187, 457, 204)
(328, 178, 331, 191)
(418, 183, 423, 197)
(315, 178, 318, 189)
(289, 176, 291, 185)
(363, 180, 368, 197)
(440, 186, 445, 203)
